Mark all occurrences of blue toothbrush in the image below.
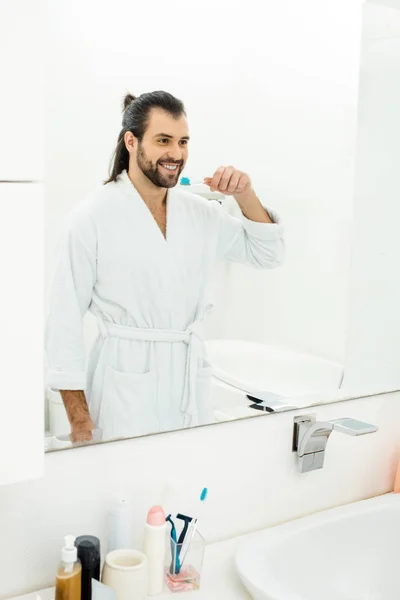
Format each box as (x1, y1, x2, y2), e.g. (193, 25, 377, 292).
(180, 177, 206, 186)
(179, 487, 208, 566)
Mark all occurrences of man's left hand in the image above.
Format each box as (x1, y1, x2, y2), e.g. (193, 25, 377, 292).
(204, 166, 251, 197)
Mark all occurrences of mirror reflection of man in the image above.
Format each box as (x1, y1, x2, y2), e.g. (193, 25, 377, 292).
(45, 90, 284, 443)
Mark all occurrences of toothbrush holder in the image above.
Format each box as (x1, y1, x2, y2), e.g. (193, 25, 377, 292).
(164, 529, 205, 593)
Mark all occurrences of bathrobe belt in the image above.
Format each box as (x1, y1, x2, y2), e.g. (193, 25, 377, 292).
(96, 318, 206, 425)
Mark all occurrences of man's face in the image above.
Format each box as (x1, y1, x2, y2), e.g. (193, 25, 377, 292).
(135, 108, 189, 188)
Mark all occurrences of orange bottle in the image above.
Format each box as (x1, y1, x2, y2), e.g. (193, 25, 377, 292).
(55, 536, 82, 600)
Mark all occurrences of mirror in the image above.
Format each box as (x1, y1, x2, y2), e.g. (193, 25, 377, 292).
(43, 0, 400, 451)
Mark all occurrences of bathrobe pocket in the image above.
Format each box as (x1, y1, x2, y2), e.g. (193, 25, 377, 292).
(99, 365, 158, 439)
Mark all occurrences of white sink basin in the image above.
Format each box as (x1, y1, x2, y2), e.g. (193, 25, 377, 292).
(236, 494, 400, 600)
(206, 340, 343, 399)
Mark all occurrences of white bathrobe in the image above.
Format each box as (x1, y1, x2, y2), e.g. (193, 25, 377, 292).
(45, 169, 284, 439)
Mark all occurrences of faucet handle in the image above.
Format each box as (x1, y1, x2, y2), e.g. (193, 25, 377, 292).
(329, 417, 378, 436)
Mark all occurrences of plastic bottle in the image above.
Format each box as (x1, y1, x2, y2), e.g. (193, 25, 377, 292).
(106, 497, 134, 553)
(75, 535, 101, 600)
(55, 535, 82, 600)
(143, 505, 167, 595)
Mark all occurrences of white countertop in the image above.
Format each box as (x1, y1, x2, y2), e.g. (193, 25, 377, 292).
(8, 534, 251, 600)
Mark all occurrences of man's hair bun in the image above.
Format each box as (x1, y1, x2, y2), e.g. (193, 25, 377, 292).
(122, 93, 136, 111)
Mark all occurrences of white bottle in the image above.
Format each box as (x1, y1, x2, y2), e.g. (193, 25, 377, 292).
(142, 505, 167, 595)
(106, 497, 134, 553)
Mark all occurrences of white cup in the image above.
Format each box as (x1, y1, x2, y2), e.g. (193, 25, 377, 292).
(51, 434, 73, 449)
(102, 549, 148, 600)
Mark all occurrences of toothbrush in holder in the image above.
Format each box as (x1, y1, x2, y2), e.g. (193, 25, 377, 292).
(179, 487, 208, 567)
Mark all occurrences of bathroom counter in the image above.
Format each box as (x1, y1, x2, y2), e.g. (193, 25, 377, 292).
(8, 534, 251, 600)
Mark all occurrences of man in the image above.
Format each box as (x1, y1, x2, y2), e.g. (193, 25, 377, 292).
(45, 90, 284, 443)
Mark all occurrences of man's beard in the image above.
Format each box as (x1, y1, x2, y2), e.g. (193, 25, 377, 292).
(136, 143, 183, 188)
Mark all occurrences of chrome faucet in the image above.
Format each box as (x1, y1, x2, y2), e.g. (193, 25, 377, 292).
(292, 414, 378, 473)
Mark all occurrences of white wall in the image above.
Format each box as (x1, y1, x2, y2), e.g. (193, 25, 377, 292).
(369, 0, 400, 10)
(0, 184, 44, 486)
(343, 2, 400, 392)
(0, 0, 44, 181)
(0, 390, 399, 598)
(0, 0, 44, 484)
(44, 0, 364, 371)
(214, 0, 363, 363)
